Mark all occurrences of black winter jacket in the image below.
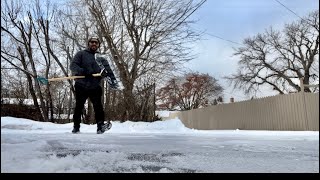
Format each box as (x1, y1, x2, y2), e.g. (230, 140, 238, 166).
(70, 48, 102, 89)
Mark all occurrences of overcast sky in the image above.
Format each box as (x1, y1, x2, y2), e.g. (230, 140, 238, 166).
(186, 0, 319, 101)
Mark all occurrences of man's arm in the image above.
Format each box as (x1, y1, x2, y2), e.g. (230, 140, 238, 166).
(97, 57, 119, 89)
(98, 57, 117, 81)
(70, 51, 85, 76)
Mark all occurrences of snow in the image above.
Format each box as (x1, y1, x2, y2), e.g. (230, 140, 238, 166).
(155, 111, 172, 118)
(1, 98, 35, 105)
(1, 116, 319, 173)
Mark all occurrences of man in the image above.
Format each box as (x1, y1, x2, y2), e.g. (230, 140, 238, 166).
(70, 36, 118, 134)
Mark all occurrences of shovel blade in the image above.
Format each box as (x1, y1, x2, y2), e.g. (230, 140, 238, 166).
(37, 77, 49, 85)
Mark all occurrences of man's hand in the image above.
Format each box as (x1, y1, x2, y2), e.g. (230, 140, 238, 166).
(110, 83, 119, 90)
(107, 78, 119, 90)
(100, 68, 108, 78)
(83, 69, 93, 78)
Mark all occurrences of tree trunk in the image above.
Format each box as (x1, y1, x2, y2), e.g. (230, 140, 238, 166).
(67, 88, 73, 123)
(27, 75, 44, 121)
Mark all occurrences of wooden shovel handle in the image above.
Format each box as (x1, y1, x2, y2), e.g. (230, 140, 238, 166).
(48, 73, 101, 82)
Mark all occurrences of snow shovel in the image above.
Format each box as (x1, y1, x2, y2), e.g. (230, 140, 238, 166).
(37, 73, 102, 85)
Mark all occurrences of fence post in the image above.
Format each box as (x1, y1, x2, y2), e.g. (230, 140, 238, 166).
(300, 78, 305, 92)
(300, 78, 309, 130)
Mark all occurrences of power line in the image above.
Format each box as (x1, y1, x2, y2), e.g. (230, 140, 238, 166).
(205, 32, 242, 45)
(274, 0, 312, 24)
(1, 67, 19, 70)
(191, 27, 242, 46)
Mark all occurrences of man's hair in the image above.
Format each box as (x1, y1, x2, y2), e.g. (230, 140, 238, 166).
(87, 36, 100, 46)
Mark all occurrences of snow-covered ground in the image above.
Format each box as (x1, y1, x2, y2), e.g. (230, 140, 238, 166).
(1, 116, 319, 173)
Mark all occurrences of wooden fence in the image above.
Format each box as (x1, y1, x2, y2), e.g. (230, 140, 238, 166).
(169, 92, 319, 131)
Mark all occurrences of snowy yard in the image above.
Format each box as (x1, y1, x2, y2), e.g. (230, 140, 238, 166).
(1, 116, 319, 173)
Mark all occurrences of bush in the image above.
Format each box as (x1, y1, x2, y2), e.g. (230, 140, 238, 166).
(1, 104, 43, 121)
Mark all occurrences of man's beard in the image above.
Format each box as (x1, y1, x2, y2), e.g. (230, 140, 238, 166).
(90, 46, 97, 51)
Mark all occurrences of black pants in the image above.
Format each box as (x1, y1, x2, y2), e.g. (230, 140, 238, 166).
(73, 84, 104, 128)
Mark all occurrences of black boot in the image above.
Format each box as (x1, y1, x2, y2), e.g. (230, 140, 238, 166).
(97, 121, 112, 134)
(72, 127, 80, 134)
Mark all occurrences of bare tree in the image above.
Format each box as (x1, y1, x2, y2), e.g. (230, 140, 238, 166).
(1, 0, 70, 122)
(0, 69, 28, 104)
(1, 0, 50, 121)
(1, 0, 205, 122)
(225, 10, 319, 95)
(157, 72, 223, 110)
(54, 2, 106, 123)
(79, 0, 206, 120)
